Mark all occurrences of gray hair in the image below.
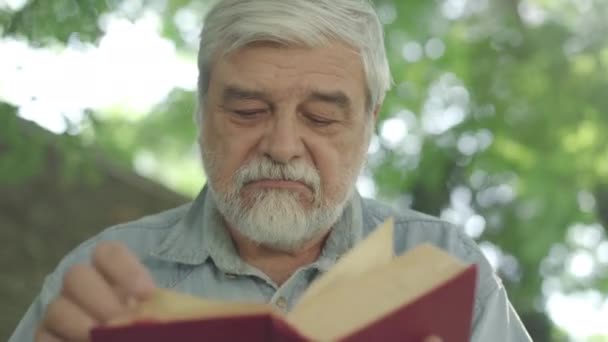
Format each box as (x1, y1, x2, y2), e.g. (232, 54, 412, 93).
(195, 0, 392, 124)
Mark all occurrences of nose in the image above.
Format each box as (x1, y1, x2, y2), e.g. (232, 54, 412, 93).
(259, 114, 305, 164)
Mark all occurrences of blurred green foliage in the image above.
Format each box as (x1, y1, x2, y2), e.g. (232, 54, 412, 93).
(2, 0, 608, 340)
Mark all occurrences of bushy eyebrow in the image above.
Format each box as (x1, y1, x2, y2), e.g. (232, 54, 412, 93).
(221, 84, 352, 112)
(306, 90, 351, 112)
(222, 85, 270, 103)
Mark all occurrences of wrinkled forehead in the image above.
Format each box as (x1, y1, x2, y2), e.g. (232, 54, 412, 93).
(208, 41, 370, 109)
(195, 0, 390, 117)
(209, 43, 366, 104)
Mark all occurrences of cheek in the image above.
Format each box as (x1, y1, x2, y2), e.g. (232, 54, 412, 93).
(321, 121, 372, 199)
(311, 137, 364, 202)
(203, 115, 263, 187)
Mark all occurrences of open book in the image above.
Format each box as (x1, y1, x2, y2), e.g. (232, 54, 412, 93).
(91, 219, 477, 341)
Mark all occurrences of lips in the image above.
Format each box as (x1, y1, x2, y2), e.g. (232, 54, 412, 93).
(244, 179, 314, 193)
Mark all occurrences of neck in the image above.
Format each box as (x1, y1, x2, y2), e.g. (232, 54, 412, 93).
(226, 224, 330, 286)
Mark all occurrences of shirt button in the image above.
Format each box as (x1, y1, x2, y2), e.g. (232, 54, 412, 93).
(275, 296, 288, 310)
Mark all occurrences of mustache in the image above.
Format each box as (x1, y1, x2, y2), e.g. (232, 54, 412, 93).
(233, 157, 320, 191)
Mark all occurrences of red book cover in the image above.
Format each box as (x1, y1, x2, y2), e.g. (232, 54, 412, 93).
(91, 314, 310, 342)
(91, 265, 477, 342)
(340, 265, 477, 342)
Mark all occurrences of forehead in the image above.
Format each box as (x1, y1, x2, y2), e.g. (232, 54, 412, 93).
(209, 43, 367, 105)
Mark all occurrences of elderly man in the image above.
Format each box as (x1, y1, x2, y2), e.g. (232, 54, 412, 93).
(11, 0, 531, 341)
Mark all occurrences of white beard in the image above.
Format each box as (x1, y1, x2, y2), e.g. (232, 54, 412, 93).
(203, 155, 354, 252)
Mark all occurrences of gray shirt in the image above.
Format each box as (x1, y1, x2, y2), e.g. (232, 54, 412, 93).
(10, 187, 532, 341)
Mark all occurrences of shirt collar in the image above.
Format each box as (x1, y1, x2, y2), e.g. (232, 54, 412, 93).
(150, 186, 212, 265)
(151, 185, 365, 273)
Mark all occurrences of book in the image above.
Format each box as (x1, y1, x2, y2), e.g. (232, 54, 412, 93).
(91, 219, 477, 342)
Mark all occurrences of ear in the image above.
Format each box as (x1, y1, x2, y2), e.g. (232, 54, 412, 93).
(371, 104, 382, 125)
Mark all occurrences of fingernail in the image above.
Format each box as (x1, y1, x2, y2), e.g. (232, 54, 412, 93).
(134, 275, 155, 296)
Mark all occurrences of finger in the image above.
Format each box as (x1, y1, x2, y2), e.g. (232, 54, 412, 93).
(62, 263, 126, 322)
(35, 328, 64, 342)
(110, 284, 140, 309)
(43, 296, 96, 341)
(92, 241, 156, 298)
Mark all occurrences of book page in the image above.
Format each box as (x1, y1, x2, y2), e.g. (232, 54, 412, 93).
(108, 289, 273, 326)
(288, 244, 469, 341)
(294, 218, 395, 308)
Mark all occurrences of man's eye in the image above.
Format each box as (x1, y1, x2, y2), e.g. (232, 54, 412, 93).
(307, 114, 335, 126)
(233, 109, 266, 117)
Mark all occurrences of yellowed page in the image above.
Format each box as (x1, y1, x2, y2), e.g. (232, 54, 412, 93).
(109, 288, 273, 326)
(295, 218, 395, 308)
(288, 244, 468, 341)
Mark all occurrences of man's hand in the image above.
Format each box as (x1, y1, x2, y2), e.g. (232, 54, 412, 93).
(35, 241, 156, 341)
